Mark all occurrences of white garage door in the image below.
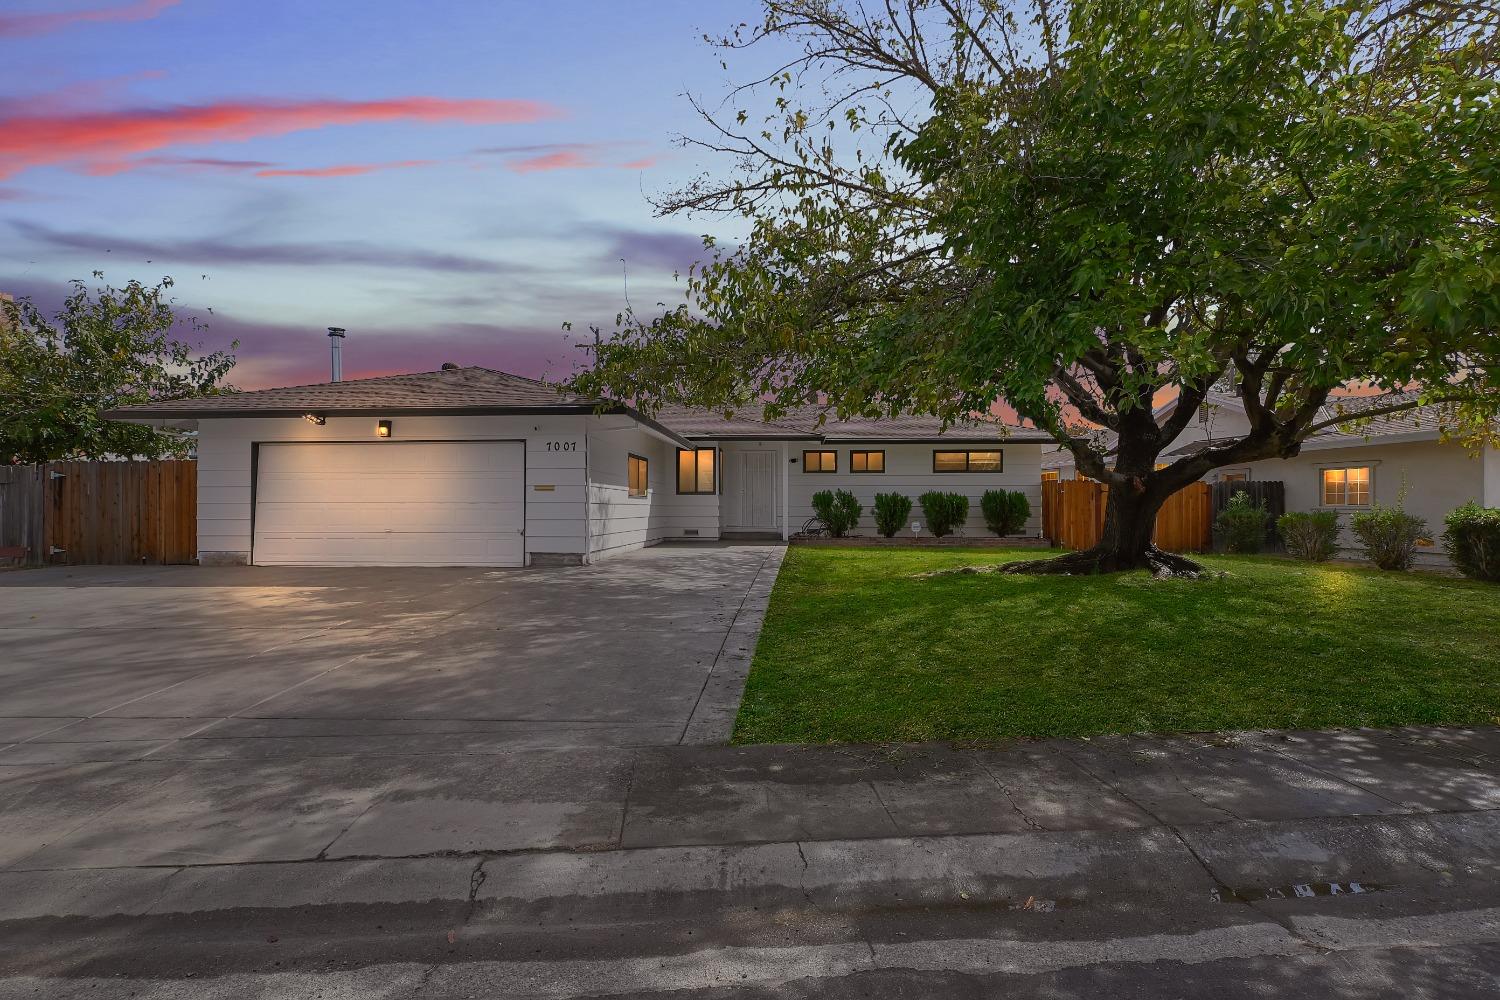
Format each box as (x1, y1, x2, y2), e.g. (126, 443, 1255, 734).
(254, 441, 526, 566)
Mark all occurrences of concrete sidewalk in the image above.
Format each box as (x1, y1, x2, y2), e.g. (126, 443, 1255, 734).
(3, 725, 1500, 997)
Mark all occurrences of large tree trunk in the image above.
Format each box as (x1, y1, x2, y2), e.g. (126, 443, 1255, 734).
(1005, 478, 1207, 577)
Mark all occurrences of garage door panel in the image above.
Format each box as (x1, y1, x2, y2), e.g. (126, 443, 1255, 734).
(254, 442, 525, 567)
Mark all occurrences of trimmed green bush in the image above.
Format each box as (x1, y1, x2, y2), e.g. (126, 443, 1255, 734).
(811, 489, 862, 537)
(919, 491, 970, 537)
(981, 489, 1031, 536)
(1214, 491, 1270, 553)
(1443, 502, 1500, 581)
(1277, 510, 1340, 562)
(1350, 501, 1427, 571)
(873, 492, 913, 538)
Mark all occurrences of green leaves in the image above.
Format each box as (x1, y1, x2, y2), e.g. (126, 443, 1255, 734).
(571, 0, 1499, 467)
(0, 277, 237, 463)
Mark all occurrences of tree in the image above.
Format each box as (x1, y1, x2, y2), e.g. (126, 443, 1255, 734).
(0, 276, 236, 463)
(570, 0, 1500, 575)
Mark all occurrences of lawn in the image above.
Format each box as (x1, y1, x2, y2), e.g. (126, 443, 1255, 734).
(732, 546, 1500, 744)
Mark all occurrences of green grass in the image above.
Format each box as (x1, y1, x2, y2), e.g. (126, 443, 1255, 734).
(731, 546, 1500, 744)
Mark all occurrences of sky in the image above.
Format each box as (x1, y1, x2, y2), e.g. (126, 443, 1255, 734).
(0, 0, 765, 388)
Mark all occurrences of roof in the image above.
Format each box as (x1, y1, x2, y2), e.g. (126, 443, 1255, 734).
(1165, 390, 1461, 456)
(104, 367, 592, 418)
(106, 366, 1054, 444)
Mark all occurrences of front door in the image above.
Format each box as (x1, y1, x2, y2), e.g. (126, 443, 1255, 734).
(728, 450, 778, 529)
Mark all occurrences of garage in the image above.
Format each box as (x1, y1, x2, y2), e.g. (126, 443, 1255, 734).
(253, 440, 526, 566)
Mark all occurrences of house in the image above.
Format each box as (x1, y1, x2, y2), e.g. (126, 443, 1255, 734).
(1042, 389, 1500, 565)
(105, 366, 1053, 567)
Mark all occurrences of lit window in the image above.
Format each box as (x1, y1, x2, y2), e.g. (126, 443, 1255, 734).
(628, 454, 648, 498)
(803, 450, 837, 473)
(850, 450, 885, 473)
(1041, 470, 1059, 482)
(677, 448, 716, 494)
(1321, 466, 1371, 506)
(1220, 472, 1248, 482)
(933, 450, 1003, 473)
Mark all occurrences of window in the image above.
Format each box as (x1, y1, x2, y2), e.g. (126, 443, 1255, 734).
(628, 454, 649, 498)
(676, 448, 716, 494)
(850, 450, 885, 473)
(933, 450, 1003, 473)
(1219, 471, 1248, 483)
(803, 450, 837, 473)
(1321, 466, 1371, 506)
(1041, 470, 1060, 482)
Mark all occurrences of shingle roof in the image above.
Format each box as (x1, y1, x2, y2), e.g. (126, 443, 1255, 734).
(104, 367, 589, 417)
(1164, 390, 1460, 455)
(106, 366, 1053, 442)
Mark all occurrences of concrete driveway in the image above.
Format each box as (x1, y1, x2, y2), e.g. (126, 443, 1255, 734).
(0, 542, 782, 761)
(0, 544, 782, 868)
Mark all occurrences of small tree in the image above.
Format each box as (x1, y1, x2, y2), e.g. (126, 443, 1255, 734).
(873, 492, 912, 538)
(920, 492, 969, 538)
(1, 276, 236, 462)
(811, 489, 862, 536)
(981, 489, 1031, 536)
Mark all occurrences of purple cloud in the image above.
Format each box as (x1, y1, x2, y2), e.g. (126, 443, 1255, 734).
(13, 220, 526, 275)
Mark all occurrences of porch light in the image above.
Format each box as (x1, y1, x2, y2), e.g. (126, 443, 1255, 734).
(376, 420, 393, 438)
(303, 413, 326, 426)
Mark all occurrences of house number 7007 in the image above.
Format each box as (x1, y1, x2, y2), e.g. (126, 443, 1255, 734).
(545, 441, 577, 452)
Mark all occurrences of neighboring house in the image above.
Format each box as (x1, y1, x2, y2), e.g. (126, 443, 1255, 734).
(106, 366, 1052, 567)
(1041, 389, 1500, 565)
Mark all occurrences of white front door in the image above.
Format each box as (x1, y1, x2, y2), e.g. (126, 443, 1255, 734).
(253, 440, 526, 566)
(728, 450, 778, 529)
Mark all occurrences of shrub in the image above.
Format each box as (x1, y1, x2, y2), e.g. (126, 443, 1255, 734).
(919, 491, 970, 537)
(981, 489, 1031, 536)
(1214, 491, 1270, 553)
(1442, 503, 1500, 582)
(811, 489, 862, 537)
(1276, 510, 1341, 562)
(1350, 501, 1426, 571)
(873, 492, 913, 538)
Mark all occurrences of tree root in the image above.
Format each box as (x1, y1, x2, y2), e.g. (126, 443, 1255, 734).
(999, 545, 1212, 579)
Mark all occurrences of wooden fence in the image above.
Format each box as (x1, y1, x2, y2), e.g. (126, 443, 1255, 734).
(1041, 479, 1213, 553)
(0, 460, 196, 566)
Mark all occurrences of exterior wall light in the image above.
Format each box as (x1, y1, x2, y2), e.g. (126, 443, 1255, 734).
(376, 420, 393, 438)
(303, 414, 326, 425)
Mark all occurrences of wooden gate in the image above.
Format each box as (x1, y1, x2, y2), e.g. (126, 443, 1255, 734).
(1041, 479, 1212, 553)
(0, 460, 196, 565)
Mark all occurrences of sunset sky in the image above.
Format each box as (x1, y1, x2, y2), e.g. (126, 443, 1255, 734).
(1, 0, 760, 388)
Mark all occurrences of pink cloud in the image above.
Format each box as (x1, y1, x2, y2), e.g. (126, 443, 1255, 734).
(0, 96, 562, 179)
(506, 149, 597, 173)
(254, 159, 435, 178)
(0, 0, 178, 38)
(617, 157, 657, 169)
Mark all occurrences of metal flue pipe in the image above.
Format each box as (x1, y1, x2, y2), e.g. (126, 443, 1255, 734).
(327, 327, 346, 381)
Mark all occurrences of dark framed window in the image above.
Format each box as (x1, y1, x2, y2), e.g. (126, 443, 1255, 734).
(849, 450, 885, 473)
(676, 448, 716, 494)
(933, 450, 1003, 473)
(802, 450, 837, 473)
(628, 454, 649, 498)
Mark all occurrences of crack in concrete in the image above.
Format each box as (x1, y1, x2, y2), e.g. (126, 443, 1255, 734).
(974, 756, 1045, 832)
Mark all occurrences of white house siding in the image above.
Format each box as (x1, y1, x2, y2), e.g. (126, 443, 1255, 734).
(1239, 439, 1486, 566)
(652, 439, 723, 541)
(585, 423, 675, 560)
(787, 441, 1044, 537)
(195, 413, 590, 566)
